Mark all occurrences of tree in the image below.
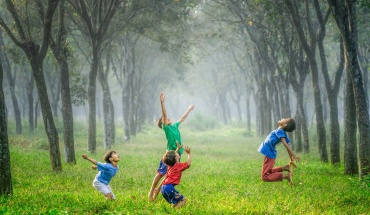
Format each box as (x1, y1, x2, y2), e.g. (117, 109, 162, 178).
(328, 0, 370, 177)
(0, 46, 12, 197)
(67, 0, 121, 153)
(284, 0, 328, 162)
(50, 0, 76, 164)
(0, 29, 21, 134)
(0, 0, 62, 171)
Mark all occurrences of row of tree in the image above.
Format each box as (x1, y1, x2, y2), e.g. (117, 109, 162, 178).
(1, 0, 370, 198)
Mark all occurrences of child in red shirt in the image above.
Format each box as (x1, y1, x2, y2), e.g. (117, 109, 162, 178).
(160, 145, 192, 209)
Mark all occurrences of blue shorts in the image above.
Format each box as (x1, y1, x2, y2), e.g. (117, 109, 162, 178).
(161, 184, 184, 205)
(157, 160, 168, 175)
(157, 154, 181, 175)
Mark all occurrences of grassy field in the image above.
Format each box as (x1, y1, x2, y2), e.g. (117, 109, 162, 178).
(1, 123, 369, 215)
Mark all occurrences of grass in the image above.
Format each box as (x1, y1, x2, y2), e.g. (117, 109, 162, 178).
(1, 123, 369, 215)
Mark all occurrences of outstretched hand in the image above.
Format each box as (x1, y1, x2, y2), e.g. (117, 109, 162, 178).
(82, 154, 88, 159)
(188, 104, 195, 110)
(160, 92, 165, 103)
(175, 141, 182, 153)
(184, 146, 191, 154)
(290, 155, 300, 168)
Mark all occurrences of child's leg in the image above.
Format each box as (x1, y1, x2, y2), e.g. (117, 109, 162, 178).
(148, 173, 163, 200)
(149, 160, 167, 201)
(261, 157, 283, 182)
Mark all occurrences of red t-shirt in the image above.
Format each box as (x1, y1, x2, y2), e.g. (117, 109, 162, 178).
(162, 162, 189, 185)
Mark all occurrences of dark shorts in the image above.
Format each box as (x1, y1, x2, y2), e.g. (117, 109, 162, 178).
(157, 160, 168, 175)
(157, 154, 181, 175)
(161, 184, 184, 205)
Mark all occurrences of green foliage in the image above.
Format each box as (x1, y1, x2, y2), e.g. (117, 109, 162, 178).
(1, 125, 370, 214)
(359, 0, 370, 8)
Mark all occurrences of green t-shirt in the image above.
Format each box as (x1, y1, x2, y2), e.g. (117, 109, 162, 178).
(163, 121, 183, 154)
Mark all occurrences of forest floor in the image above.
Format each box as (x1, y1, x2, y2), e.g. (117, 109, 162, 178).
(1, 124, 369, 214)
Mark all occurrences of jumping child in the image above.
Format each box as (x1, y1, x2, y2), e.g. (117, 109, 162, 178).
(148, 92, 194, 201)
(82, 151, 120, 200)
(160, 145, 192, 208)
(258, 117, 300, 185)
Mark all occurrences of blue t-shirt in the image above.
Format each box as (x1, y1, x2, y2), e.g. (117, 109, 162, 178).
(258, 128, 291, 159)
(96, 162, 119, 185)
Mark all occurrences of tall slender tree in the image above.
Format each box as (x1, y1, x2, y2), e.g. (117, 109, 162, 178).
(67, 0, 121, 153)
(0, 0, 62, 171)
(50, 0, 76, 164)
(328, 0, 370, 177)
(0, 46, 12, 197)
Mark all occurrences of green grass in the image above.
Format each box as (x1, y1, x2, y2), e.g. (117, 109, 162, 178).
(1, 123, 369, 215)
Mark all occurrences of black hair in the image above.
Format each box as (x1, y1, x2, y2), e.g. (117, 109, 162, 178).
(157, 116, 163, 129)
(103, 150, 116, 163)
(284, 118, 296, 132)
(162, 150, 177, 167)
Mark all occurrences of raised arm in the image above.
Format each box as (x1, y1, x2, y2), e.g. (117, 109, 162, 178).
(184, 146, 192, 167)
(281, 138, 300, 164)
(179, 105, 195, 123)
(82, 154, 98, 165)
(175, 141, 182, 153)
(160, 92, 168, 126)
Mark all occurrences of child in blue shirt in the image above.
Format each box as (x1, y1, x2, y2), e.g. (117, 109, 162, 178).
(82, 150, 120, 200)
(258, 118, 300, 185)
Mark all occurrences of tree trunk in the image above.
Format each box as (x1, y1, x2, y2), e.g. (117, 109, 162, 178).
(344, 63, 358, 175)
(0, 57, 12, 197)
(294, 107, 302, 151)
(98, 59, 115, 149)
(284, 0, 327, 162)
(0, 34, 22, 134)
(320, 37, 344, 165)
(87, 49, 99, 153)
(328, 0, 370, 177)
(31, 61, 62, 171)
(50, 0, 76, 164)
(27, 72, 35, 133)
(60, 59, 75, 163)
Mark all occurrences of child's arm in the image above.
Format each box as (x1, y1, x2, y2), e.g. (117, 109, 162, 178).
(175, 141, 182, 153)
(179, 105, 195, 123)
(184, 146, 192, 167)
(281, 138, 300, 164)
(160, 92, 168, 126)
(82, 154, 98, 165)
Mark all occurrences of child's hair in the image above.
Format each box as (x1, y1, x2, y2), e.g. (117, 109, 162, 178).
(162, 150, 177, 167)
(103, 150, 117, 163)
(284, 118, 296, 132)
(157, 116, 163, 129)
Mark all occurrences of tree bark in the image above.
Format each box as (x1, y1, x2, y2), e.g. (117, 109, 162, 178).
(284, 0, 327, 162)
(0, 33, 22, 134)
(328, 0, 370, 177)
(344, 61, 358, 175)
(50, 0, 76, 164)
(98, 54, 115, 149)
(0, 55, 12, 197)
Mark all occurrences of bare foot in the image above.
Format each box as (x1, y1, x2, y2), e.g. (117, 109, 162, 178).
(288, 163, 293, 176)
(288, 172, 293, 186)
(174, 199, 186, 209)
(148, 191, 154, 201)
